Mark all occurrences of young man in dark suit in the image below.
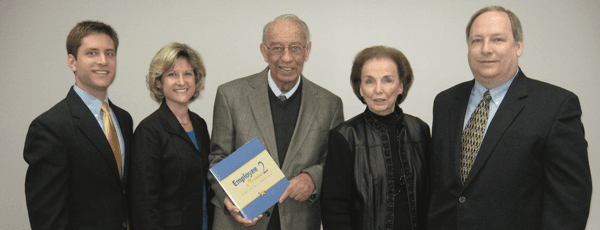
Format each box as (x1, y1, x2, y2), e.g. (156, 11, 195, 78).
(427, 6, 592, 230)
(24, 20, 133, 230)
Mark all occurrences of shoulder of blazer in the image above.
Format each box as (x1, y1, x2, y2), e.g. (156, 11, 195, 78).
(302, 76, 332, 96)
(136, 106, 161, 129)
(500, 69, 574, 107)
(134, 105, 178, 153)
(302, 76, 342, 103)
(219, 67, 269, 91)
(435, 80, 474, 101)
(34, 95, 71, 125)
(517, 70, 575, 100)
(433, 80, 475, 112)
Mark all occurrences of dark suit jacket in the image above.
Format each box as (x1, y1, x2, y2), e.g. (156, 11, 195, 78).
(130, 101, 213, 230)
(427, 69, 592, 229)
(24, 87, 133, 230)
(208, 67, 344, 230)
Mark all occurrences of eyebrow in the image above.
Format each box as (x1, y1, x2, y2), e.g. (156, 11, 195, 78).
(471, 33, 508, 38)
(268, 42, 303, 45)
(83, 48, 116, 52)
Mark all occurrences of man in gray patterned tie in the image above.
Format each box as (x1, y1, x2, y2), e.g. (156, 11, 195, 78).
(427, 5, 592, 230)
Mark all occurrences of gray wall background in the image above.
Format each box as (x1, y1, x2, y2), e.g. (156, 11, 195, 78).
(1, 0, 598, 228)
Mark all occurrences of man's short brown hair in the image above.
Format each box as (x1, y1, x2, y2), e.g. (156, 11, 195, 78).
(66, 20, 118, 59)
(466, 5, 523, 43)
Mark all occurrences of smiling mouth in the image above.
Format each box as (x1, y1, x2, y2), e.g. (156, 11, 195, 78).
(279, 66, 294, 71)
(175, 89, 188, 93)
(94, 71, 108, 74)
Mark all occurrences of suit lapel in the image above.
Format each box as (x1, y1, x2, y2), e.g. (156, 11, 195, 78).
(247, 68, 279, 165)
(464, 71, 528, 186)
(451, 81, 475, 186)
(157, 101, 199, 152)
(281, 77, 318, 171)
(67, 88, 122, 180)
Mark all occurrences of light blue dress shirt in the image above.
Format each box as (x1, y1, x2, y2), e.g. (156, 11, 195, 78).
(73, 85, 125, 172)
(267, 69, 301, 98)
(462, 69, 518, 157)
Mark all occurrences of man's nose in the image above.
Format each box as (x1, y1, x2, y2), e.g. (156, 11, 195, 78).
(281, 47, 294, 62)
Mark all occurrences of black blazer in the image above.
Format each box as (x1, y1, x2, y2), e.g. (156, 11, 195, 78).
(130, 101, 213, 230)
(427, 69, 592, 229)
(24, 87, 133, 230)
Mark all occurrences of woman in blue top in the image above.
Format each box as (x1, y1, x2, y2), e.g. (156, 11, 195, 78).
(131, 42, 213, 230)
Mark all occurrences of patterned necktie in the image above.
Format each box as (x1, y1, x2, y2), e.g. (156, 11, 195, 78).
(460, 90, 492, 184)
(101, 102, 122, 177)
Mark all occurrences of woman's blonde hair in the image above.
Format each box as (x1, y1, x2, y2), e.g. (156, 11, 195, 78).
(146, 42, 206, 103)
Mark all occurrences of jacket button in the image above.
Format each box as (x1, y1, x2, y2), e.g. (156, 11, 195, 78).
(122, 222, 128, 228)
(459, 196, 466, 203)
(263, 211, 270, 217)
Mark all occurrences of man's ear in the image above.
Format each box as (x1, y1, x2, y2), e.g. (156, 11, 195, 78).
(303, 41, 312, 62)
(515, 40, 523, 58)
(260, 43, 269, 63)
(67, 54, 77, 72)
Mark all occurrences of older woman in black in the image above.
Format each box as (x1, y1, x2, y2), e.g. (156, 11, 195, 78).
(321, 46, 430, 230)
(131, 42, 212, 230)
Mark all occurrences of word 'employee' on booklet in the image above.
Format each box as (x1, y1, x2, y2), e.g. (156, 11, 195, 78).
(210, 137, 290, 220)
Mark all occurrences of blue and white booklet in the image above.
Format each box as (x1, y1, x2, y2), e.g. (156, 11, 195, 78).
(209, 137, 290, 220)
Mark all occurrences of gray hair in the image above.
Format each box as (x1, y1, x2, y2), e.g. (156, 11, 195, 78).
(262, 14, 310, 44)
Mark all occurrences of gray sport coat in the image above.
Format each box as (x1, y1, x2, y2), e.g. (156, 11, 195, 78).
(208, 67, 344, 230)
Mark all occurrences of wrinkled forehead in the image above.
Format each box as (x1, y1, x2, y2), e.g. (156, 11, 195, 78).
(265, 20, 306, 44)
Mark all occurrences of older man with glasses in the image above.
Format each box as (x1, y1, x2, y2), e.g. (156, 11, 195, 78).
(208, 14, 344, 230)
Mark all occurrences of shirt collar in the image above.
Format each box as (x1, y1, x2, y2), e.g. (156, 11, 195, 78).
(73, 85, 109, 116)
(267, 68, 302, 99)
(473, 67, 519, 105)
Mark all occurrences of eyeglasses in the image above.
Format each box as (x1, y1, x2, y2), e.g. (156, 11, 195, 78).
(264, 43, 306, 55)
